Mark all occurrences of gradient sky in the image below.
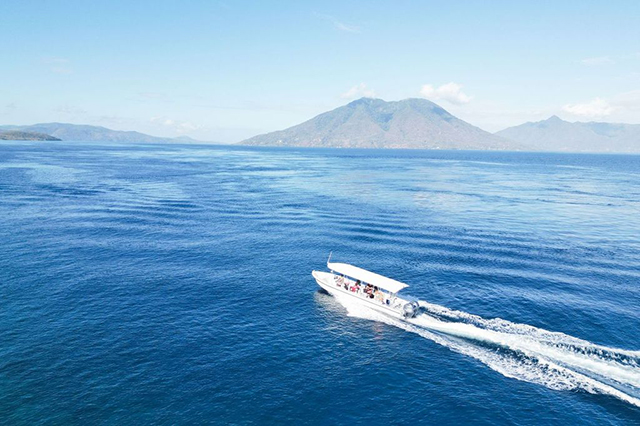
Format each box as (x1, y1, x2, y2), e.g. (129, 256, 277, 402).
(1, 0, 639, 142)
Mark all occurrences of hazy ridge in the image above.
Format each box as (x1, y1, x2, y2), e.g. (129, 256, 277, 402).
(496, 116, 640, 153)
(0, 123, 209, 144)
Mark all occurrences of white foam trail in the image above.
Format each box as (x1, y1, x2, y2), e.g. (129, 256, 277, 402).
(333, 294, 640, 408)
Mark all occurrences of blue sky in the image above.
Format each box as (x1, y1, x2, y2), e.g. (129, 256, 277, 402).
(1, 0, 639, 142)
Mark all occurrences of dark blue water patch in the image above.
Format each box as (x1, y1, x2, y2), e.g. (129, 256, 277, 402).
(34, 183, 106, 197)
(1, 142, 640, 424)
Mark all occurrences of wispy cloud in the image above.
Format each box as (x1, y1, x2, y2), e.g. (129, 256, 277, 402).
(581, 56, 615, 66)
(341, 83, 376, 100)
(132, 91, 207, 104)
(563, 98, 613, 118)
(96, 115, 135, 126)
(42, 57, 73, 74)
(611, 90, 640, 113)
(150, 116, 201, 133)
(138, 92, 168, 100)
(314, 12, 360, 33)
(55, 105, 87, 115)
(1, 102, 17, 116)
(420, 82, 472, 105)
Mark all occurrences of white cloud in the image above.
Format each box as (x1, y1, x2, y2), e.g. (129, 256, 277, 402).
(562, 98, 613, 118)
(151, 117, 174, 126)
(150, 116, 200, 133)
(561, 91, 640, 122)
(420, 82, 472, 105)
(314, 12, 360, 33)
(341, 83, 376, 100)
(581, 56, 615, 66)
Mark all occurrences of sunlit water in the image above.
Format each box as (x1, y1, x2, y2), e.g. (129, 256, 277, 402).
(1, 142, 639, 425)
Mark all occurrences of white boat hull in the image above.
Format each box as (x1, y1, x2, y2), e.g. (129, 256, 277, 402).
(312, 270, 408, 320)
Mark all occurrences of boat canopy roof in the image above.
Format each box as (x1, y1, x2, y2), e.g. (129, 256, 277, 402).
(327, 262, 409, 293)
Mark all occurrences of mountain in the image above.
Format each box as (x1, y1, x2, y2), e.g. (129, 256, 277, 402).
(496, 116, 640, 153)
(0, 130, 61, 141)
(0, 123, 210, 144)
(241, 98, 516, 150)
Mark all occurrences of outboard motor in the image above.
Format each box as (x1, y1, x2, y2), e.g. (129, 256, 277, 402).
(403, 301, 419, 318)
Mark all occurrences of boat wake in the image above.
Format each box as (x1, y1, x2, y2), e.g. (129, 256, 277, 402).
(335, 293, 640, 408)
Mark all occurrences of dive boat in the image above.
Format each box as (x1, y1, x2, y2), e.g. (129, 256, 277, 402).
(312, 256, 420, 319)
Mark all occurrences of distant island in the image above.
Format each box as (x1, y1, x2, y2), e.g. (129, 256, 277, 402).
(0, 123, 211, 144)
(496, 116, 640, 153)
(240, 97, 640, 153)
(0, 130, 61, 141)
(241, 98, 516, 151)
(3, 104, 639, 153)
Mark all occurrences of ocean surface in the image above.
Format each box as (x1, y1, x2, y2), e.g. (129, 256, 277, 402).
(1, 142, 640, 425)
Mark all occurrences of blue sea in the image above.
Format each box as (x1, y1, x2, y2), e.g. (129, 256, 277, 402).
(1, 142, 639, 425)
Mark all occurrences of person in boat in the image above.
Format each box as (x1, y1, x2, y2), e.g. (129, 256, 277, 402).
(369, 285, 378, 299)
